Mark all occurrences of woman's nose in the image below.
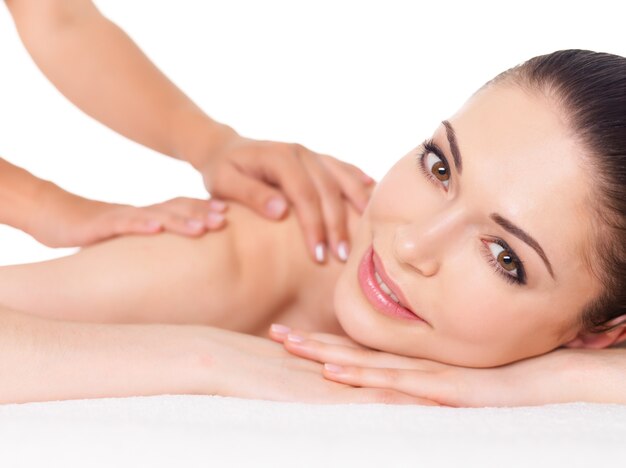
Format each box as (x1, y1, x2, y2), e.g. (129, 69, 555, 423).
(393, 207, 465, 277)
(393, 226, 440, 277)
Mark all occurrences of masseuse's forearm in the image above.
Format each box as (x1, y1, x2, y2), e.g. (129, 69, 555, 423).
(0, 305, 213, 404)
(0, 157, 103, 241)
(5, 0, 235, 168)
(0, 157, 51, 233)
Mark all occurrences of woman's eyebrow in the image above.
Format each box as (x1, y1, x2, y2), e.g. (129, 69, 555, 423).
(442, 120, 463, 174)
(441, 119, 555, 279)
(490, 213, 556, 280)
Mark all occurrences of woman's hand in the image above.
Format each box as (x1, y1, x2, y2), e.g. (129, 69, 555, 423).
(195, 326, 440, 406)
(269, 323, 626, 407)
(192, 128, 375, 264)
(27, 181, 228, 248)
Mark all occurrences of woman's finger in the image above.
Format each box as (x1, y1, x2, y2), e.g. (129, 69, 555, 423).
(343, 387, 443, 406)
(268, 324, 365, 348)
(323, 364, 457, 407)
(282, 334, 434, 370)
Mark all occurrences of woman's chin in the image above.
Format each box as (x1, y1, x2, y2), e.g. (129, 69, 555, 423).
(332, 263, 539, 368)
(332, 272, 378, 347)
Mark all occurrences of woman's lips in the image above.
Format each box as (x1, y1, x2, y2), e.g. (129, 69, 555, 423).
(357, 245, 427, 323)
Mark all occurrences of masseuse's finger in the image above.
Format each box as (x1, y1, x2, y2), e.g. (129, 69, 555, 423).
(217, 144, 328, 263)
(151, 197, 228, 231)
(122, 210, 206, 236)
(107, 199, 227, 238)
(318, 155, 375, 213)
(262, 144, 328, 263)
(209, 161, 291, 220)
(298, 151, 351, 262)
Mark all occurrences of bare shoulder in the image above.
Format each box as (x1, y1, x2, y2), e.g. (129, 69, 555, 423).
(71, 201, 297, 331)
(223, 202, 304, 311)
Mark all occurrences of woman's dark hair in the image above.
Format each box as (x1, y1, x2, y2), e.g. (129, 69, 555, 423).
(484, 49, 626, 335)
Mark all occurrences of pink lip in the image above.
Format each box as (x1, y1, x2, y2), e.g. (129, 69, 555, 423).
(357, 245, 427, 323)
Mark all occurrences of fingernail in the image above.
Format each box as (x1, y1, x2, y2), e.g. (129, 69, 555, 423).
(287, 333, 305, 343)
(146, 220, 162, 230)
(187, 219, 204, 230)
(324, 363, 344, 373)
(337, 241, 349, 262)
(266, 197, 287, 218)
(207, 212, 225, 226)
(315, 243, 326, 263)
(209, 199, 227, 211)
(270, 323, 291, 334)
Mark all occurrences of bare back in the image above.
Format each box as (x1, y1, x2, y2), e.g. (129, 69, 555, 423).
(0, 202, 355, 336)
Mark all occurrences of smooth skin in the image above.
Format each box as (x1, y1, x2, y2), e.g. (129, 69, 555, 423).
(2, 84, 626, 407)
(0, 196, 436, 405)
(0, 306, 434, 405)
(4, 0, 374, 261)
(0, 157, 229, 247)
(329, 83, 626, 368)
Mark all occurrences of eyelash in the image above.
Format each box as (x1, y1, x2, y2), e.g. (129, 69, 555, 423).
(416, 139, 450, 190)
(481, 239, 527, 286)
(416, 139, 527, 286)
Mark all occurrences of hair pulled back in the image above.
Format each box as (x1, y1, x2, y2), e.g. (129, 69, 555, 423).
(485, 49, 626, 334)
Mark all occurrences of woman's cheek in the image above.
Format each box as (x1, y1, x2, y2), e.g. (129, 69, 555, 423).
(368, 159, 423, 215)
(439, 272, 512, 345)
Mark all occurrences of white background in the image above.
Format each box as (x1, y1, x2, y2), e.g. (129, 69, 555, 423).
(0, 0, 624, 265)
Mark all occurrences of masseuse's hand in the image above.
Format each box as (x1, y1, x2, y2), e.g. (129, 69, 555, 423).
(193, 128, 375, 263)
(269, 324, 626, 407)
(5, 0, 373, 261)
(27, 181, 228, 248)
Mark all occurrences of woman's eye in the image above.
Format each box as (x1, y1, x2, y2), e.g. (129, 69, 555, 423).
(425, 152, 450, 187)
(417, 140, 451, 190)
(487, 241, 523, 283)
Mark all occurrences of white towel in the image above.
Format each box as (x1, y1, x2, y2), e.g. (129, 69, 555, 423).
(1, 395, 625, 468)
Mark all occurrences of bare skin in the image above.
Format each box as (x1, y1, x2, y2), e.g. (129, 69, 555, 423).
(0, 200, 361, 337)
(2, 83, 626, 407)
(0, 83, 624, 368)
(4, 0, 375, 262)
(0, 197, 438, 405)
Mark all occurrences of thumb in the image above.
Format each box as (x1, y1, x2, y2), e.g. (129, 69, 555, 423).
(212, 166, 290, 220)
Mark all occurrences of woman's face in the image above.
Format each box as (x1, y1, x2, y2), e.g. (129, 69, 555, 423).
(334, 83, 602, 367)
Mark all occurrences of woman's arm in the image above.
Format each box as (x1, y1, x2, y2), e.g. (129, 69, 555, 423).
(0, 304, 210, 404)
(270, 325, 626, 406)
(0, 304, 432, 405)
